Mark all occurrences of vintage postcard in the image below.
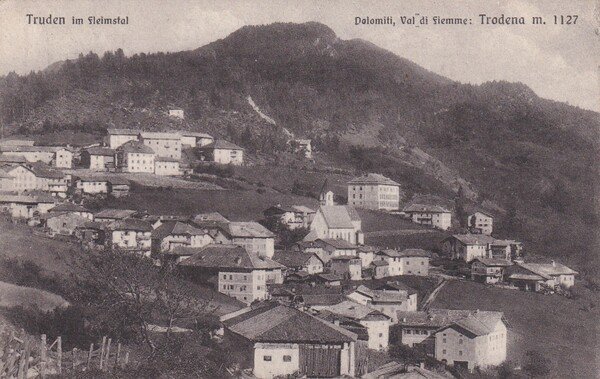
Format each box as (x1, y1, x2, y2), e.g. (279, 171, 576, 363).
(0, 0, 597, 378)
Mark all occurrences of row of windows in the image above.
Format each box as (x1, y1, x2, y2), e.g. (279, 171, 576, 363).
(264, 355, 292, 362)
(350, 186, 398, 192)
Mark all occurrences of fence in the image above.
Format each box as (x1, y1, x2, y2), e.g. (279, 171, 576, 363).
(0, 327, 129, 378)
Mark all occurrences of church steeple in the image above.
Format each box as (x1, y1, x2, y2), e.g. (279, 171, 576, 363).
(319, 179, 335, 206)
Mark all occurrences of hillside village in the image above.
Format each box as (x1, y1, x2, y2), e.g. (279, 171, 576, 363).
(0, 119, 584, 378)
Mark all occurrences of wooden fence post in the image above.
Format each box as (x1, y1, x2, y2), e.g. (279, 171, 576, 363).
(87, 343, 93, 369)
(124, 351, 129, 367)
(40, 334, 47, 378)
(73, 347, 78, 369)
(57, 336, 62, 374)
(105, 338, 112, 371)
(115, 343, 121, 368)
(99, 336, 106, 370)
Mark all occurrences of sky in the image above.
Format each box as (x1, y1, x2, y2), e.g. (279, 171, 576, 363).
(0, 0, 598, 111)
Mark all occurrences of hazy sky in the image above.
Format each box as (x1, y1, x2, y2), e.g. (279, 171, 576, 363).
(1, 0, 598, 111)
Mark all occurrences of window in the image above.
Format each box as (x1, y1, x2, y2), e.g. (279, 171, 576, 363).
(263, 356, 272, 362)
(459, 350, 463, 356)
(442, 349, 446, 354)
(379, 333, 383, 337)
(283, 355, 292, 362)
(459, 339, 463, 344)
(405, 330, 412, 334)
(443, 338, 446, 343)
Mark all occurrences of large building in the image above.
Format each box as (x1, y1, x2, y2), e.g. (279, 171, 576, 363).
(107, 129, 140, 149)
(198, 139, 244, 165)
(179, 245, 283, 303)
(220, 303, 357, 378)
(373, 249, 430, 278)
(140, 132, 182, 160)
(107, 218, 153, 255)
(403, 204, 452, 230)
(396, 309, 507, 371)
(81, 147, 116, 171)
(180, 132, 214, 148)
(347, 285, 417, 322)
(505, 261, 578, 291)
(216, 221, 276, 259)
(347, 173, 401, 211)
(304, 205, 364, 245)
(442, 234, 523, 262)
(467, 212, 494, 235)
(116, 141, 155, 173)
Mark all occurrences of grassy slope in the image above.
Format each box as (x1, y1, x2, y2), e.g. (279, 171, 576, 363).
(0, 281, 68, 311)
(431, 280, 599, 379)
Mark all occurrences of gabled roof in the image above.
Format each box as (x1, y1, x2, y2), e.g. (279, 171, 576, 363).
(272, 251, 323, 268)
(0, 155, 28, 163)
(49, 203, 90, 213)
(371, 260, 389, 267)
(95, 208, 138, 220)
(108, 218, 153, 232)
(30, 162, 65, 179)
(396, 309, 504, 336)
(447, 234, 497, 246)
(518, 262, 578, 277)
(472, 258, 513, 267)
(180, 131, 213, 139)
(403, 204, 450, 213)
(317, 238, 357, 249)
(107, 128, 139, 136)
(353, 285, 409, 303)
(152, 221, 208, 239)
(316, 300, 389, 321)
(348, 173, 400, 187)
(370, 281, 418, 295)
(85, 147, 115, 156)
(140, 132, 181, 140)
(222, 303, 356, 343)
(470, 211, 494, 219)
(377, 249, 430, 258)
(319, 205, 361, 229)
(117, 140, 154, 154)
(220, 221, 275, 238)
(200, 139, 243, 151)
(0, 194, 56, 204)
(178, 244, 283, 270)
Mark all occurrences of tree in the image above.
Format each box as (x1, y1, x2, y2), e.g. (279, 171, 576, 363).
(522, 350, 551, 378)
(388, 343, 427, 370)
(455, 185, 467, 228)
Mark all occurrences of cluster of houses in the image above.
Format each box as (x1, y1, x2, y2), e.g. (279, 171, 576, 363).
(0, 133, 580, 379)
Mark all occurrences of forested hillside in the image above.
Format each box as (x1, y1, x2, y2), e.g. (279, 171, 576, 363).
(0, 21, 598, 275)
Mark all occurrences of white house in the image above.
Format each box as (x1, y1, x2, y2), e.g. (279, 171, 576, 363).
(442, 234, 497, 262)
(403, 204, 452, 230)
(0, 146, 55, 164)
(140, 132, 182, 160)
(467, 212, 494, 235)
(396, 309, 507, 371)
(198, 139, 244, 165)
(505, 261, 578, 291)
(82, 147, 116, 171)
(216, 221, 276, 259)
(2, 164, 37, 192)
(154, 157, 181, 176)
(347, 173, 401, 211)
(0, 194, 57, 219)
(373, 249, 430, 278)
(263, 204, 316, 230)
(272, 251, 324, 275)
(151, 220, 214, 256)
(180, 132, 214, 147)
(347, 285, 417, 322)
(179, 244, 283, 303)
(108, 218, 153, 255)
(304, 205, 364, 245)
(220, 303, 357, 378)
(116, 141, 155, 173)
(107, 128, 140, 149)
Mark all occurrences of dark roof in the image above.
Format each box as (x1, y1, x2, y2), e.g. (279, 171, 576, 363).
(108, 218, 153, 232)
(272, 251, 323, 268)
(348, 173, 400, 186)
(330, 255, 361, 262)
(396, 308, 504, 336)
(472, 258, 513, 267)
(152, 221, 207, 239)
(95, 209, 138, 220)
(371, 260, 389, 267)
(316, 273, 343, 282)
(49, 203, 90, 213)
(108, 177, 130, 186)
(220, 221, 275, 238)
(107, 128, 139, 135)
(317, 238, 357, 249)
(178, 244, 283, 270)
(117, 140, 154, 154)
(200, 139, 243, 151)
(517, 262, 578, 277)
(319, 205, 361, 229)
(222, 303, 356, 343)
(403, 204, 450, 213)
(369, 281, 418, 295)
(30, 162, 65, 179)
(0, 194, 57, 204)
(0, 155, 27, 163)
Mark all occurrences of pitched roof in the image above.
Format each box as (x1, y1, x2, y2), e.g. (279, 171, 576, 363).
(107, 128, 139, 136)
(49, 203, 90, 213)
(117, 140, 154, 154)
(353, 285, 409, 303)
(140, 132, 181, 140)
(220, 221, 275, 238)
(472, 258, 513, 267)
(108, 218, 153, 232)
(0, 145, 59, 153)
(377, 249, 430, 258)
(85, 147, 116, 156)
(30, 162, 65, 179)
(222, 303, 357, 343)
(0, 194, 56, 204)
(370, 281, 418, 295)
(0, 155, 28, 163)
(152, 221, 208, 239)
(448, 234, 497, 245)
(348, 173, 400, 186)
(319, 205, 361, 229)
(396, 308, 504, 336)
(403, 204, 450, 213)
(470, 211, 494, 219)
(292, 205, 316, 213)
(272, 251, 323, 268)
(518, 262, 578, 277)
(318, 238, 357, 249)
(180, 131, 213, 139)
(178, 244, 283, 270)
(108, 177, 131, 186)
(316, 300, 389, 321)
(201, 139, 243, 151)
(95, 208, 138, 220)
(371, 260, 389, 267)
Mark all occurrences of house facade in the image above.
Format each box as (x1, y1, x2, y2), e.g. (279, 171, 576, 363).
(154, 157, 181, 176)
(403, 204, 452, 230)
(272, 251, 324, 275)
(221, 303, 357, 378)
(347, 285, 417, 322)
(116, 141, 155, 173)
(108, 129, 140, 149)
(198, 139, 244, 165)
(81, 147, 116, 171)
(140, 132, 182, 160)
(108, 218, 153, 255)
(471, 258, 513, 284)
(217, 221, 276, 259)
(374, 249, 430, 277)
(329, 256, 362, 281)
(305, 205, 364, 245)
(347, 173, 401, 211)
(467, 212, 493, 235)
(180, 132, 214, 147)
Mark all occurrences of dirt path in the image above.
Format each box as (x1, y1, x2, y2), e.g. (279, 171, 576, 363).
(421, 279, 448, 310)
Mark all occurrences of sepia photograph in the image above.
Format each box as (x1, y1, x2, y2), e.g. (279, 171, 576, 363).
(0, 0, 598, 378)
